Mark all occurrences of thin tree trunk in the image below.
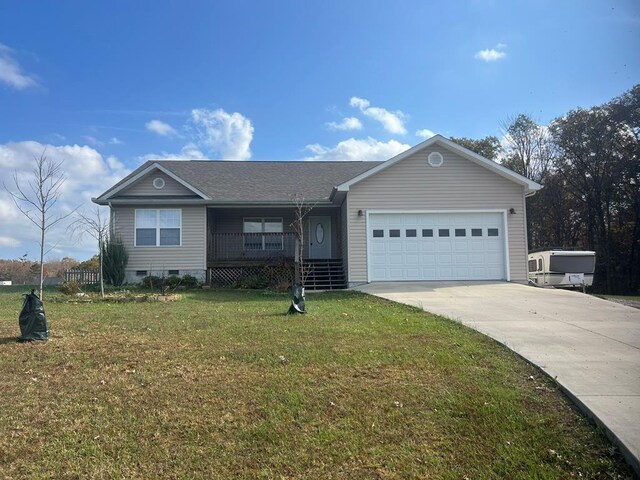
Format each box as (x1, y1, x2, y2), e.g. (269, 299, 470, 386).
(99, 237, 105, 297)
(39, 219, 45, 299)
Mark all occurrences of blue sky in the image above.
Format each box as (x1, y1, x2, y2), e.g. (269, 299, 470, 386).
(0, 0, 638, 261)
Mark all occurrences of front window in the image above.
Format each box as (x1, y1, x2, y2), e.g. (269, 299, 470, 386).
(135, 209, 181, 246)
(243, 217, 283, 251)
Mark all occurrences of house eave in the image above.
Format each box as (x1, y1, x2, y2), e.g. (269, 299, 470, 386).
(93, 197, 337, 207)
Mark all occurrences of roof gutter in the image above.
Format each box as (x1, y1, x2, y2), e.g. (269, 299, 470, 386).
(92, 197, 337, 207)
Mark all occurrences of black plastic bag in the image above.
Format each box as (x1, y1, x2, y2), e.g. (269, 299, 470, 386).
(19, 290, 48, 341)
(288, 283, 306, 314)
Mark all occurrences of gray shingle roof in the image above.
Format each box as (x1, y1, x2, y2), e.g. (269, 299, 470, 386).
(105, 160, 382, 202)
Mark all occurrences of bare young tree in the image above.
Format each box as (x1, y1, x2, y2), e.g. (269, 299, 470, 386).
(4, 152, 74, 298)
(501, 114, 555, 182)
(68, 206, 110, 297)
(290, 194, 315, 286)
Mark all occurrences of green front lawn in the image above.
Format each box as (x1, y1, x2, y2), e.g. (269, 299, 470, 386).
(0, 288, 631, 479)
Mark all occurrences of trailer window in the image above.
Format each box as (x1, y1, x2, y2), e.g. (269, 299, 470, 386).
(528, 260, 537, 272)
(549, 255, 595, 274)
(538, 259, 542, 271)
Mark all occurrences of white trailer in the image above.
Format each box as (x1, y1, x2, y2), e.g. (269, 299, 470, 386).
(528, 250, 596, 288)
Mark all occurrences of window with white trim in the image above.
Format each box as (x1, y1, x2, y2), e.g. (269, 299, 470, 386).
(243, 217, 283, 250)
(135, 209, 181, 246)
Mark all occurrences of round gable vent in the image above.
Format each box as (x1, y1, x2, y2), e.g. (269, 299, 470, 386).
(427, 152, 444, 167)
(152, 177, 166, 189)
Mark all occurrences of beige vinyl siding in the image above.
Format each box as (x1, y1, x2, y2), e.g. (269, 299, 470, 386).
(346, 146, 528, 283)
(117, 171, 196, 197)
(113, 205, 206, 270)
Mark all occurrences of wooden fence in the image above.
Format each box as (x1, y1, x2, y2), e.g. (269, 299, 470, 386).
(64, 268, 100, 285)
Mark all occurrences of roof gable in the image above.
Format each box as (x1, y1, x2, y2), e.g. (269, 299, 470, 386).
(336, 135, 542, 194)
(96, 163, 209, 201)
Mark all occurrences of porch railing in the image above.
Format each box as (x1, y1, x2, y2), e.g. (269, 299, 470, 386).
(64, 268, 100, 285)
(208, 232, 298, 263)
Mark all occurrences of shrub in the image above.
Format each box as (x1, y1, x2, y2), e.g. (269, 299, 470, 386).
(181, 274, 200, 288)
(102, 235, 128, 286)
(166, 275, 181, 289)
(140, 275, 162, 289)
(58, 281, 82, 295)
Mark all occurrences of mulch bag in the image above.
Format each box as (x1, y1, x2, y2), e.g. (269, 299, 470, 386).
(19, 290, 48, 341)
(288, 283, 306, 314)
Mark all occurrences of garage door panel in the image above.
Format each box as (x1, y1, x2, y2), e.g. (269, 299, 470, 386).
(371, 243, 386, 254)
(437, 241, 452, 252)
(455, 266, 471, 278)
(438, 253, 452, 264)
(454, 253, 469, 263)
(389, 254, 403, 265)
(389, 268, 403, 278)
(420, 242, 436, 252)
(421, 253, 436, 263)
(368, 212, 506, 281)
(405, 242, 419, 253)
(388, 243, 403, 253)
(471, 253, 486, 264)
(370, 254, 387, 266)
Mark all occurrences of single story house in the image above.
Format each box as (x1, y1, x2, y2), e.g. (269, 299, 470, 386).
(93, 135, 541, 288)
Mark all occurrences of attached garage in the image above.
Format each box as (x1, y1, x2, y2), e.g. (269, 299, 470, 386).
(367, 211, 507, 281)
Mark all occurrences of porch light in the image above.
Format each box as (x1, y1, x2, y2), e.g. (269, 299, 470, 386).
(358, 209, 364, 217)
(509, 208, 516, 214)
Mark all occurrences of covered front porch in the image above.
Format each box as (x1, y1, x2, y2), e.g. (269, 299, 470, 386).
(205, 206, 346, 289)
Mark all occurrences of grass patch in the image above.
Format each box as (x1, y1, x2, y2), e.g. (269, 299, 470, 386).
(0, 288, 632, 479)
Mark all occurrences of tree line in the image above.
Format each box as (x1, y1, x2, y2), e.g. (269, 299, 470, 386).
(452, 84, 639, 294)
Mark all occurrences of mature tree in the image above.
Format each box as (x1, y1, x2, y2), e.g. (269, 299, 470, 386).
(549, 86, 639, 293)
(44, 257, 79, 277)
(68, 206, 110, 296)
(4, 152, 74, 298)
(449, 136, 502, 161)
(78, 255, 100, 270)
(0, 255, 36, 284)
(501, 114, 554, 182)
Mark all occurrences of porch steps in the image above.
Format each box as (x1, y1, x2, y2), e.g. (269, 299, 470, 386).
(304, 259, 347, 290)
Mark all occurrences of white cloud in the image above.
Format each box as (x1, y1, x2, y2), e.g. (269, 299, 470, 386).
(84, 135, 103, 147)
(109, 137, 123, 145)
(0, 141, 130, 259)
(189, 108, 254, 160)
(474, 44, 507, 62)
(0, 236, 20, 247)
(0, 43, 39, 90)
(326, 117, 363, 131)
(145, 119, 178, 137)
(140, 107, 255, 162)
(138, 143, 207, 162)
(416, 129, 436, 139)
(303, 137, 410, 162)
(349, 97, 407, 134)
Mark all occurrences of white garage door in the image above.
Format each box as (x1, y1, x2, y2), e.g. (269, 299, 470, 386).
(368, 212, 506, 281)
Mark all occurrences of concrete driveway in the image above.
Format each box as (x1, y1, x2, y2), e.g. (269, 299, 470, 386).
(355, 281, 640, 473)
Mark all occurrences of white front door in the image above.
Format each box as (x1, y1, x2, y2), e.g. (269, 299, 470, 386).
(309, 216, 332, 259)
(368, 212, 506, 281)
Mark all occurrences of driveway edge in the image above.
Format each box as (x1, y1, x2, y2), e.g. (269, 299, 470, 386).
(481, 333, 640, 476)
